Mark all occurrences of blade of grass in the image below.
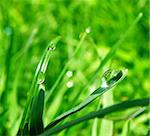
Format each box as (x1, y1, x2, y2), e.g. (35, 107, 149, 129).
(100, 119, 113, 136)
(40, 98, 149, 136)
(45, 69, 127, 130)
(99, 91, 114, 136)
(1, 26, 13, 106)
(104, 107, 147, 121)
(46, 70, 95, 134)
(45, 81, 68, 125)
(121, 120, 130, 136)
(45, 27, 90, 105)
(12, 29, 38, 62)
(17, 36, 61, 134)
(30, 85, 45, 135)
(91, 101, 101, 136)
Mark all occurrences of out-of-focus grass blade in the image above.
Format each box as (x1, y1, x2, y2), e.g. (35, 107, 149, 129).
(91, 102, 101, 136)
(45, 69, 128, 130)
(97, 13, 143, 70)
(10, 28, 38, 136)
(1, 26, 13, 106)
(39, 98, 149, 136)
(100, 119, 113, 136)
(30, 86, 45, 135)
(121, 120, 130, 136)
(99, 92, 114, 136)
(17, 36, 61, 134)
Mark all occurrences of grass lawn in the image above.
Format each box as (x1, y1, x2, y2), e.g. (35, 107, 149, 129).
(0, 0, 149, 136)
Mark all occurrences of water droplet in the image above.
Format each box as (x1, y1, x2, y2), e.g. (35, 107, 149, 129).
(48, 43, 56, 51)
(102, 69, 112, 81)
(101, 78, 109, 88)
(38, 71, 45, 84)
(101, 69, 123, 88)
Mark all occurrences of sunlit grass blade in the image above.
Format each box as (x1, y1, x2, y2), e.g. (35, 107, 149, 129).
(17, 36, 61, 134)
(40, 98, 149, 136)
(121, 120, 130, 136)
(91, 102, 101, 136)
(103, 107, 147, 121)
(100, 119, 113, 136)
(99, 91, 114, 136)
(45, 69, 128, 130)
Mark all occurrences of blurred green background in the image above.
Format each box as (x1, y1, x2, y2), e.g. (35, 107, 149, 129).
(0, 0, 149, 136)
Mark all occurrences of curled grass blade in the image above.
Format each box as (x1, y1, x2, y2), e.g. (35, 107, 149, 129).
(45, 69, 128, 130)
(40, 98, 149, 136)
(17, 36, 61, 133)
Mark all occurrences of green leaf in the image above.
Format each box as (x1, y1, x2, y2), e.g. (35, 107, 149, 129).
(40, 98, 149, 136)
(45, 69, 128, 130)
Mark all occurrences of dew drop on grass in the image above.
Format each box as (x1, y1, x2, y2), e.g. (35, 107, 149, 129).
(38, 71, 45, 84)
(101, 78, 109, 88)
(48, 44, 56, 51)
(101, 69, 125, 88)
(101, 69, 112, 88)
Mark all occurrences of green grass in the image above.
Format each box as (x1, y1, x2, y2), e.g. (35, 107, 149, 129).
(0, 0, 149, 136)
